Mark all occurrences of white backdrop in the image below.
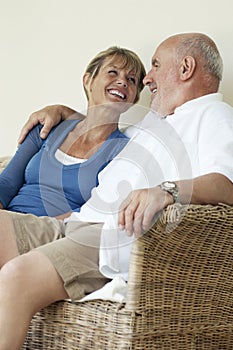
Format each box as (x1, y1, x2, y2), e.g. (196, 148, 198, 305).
(1, 0, 233, 156)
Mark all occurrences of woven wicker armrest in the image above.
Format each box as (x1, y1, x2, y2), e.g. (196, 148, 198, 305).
(126, 203, 233, 333)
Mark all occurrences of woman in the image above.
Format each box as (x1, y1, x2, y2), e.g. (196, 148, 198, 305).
(0, 46, 145, 350)
(0, 46, 145, 218)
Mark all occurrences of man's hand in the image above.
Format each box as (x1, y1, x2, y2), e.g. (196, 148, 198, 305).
(18, 105, 80, 144)
(118, 186, 174, 237)
(118, 174, 233, 238)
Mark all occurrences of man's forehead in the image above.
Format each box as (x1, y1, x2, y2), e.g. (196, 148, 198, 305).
(151, 40, 175, 64)
(150, 47, 161, 64)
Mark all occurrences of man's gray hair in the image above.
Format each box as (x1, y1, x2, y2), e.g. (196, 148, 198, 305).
(176, 33, 223, 81)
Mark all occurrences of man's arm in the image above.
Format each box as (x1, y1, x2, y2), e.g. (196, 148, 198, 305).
(118, 173, 233, 237)
(18, 105, 84, 144)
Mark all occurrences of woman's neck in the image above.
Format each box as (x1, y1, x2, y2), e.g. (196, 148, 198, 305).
(80, 105, 120, 141)
(59, 106, 120, 159)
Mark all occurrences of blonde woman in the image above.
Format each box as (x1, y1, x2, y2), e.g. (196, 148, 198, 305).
(0, 46, 145, 218)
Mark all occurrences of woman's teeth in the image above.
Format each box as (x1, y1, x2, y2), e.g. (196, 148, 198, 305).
(109, 89, 126, 99)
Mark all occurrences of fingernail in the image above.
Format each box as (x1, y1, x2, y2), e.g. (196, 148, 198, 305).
(40, 132, 46, 139)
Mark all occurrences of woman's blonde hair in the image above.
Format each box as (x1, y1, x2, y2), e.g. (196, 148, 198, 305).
(84, 46, 146, 103)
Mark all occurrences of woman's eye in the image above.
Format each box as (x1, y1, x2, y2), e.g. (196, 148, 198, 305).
(128, 77, 136, 84)
(108, 70, 117, 75)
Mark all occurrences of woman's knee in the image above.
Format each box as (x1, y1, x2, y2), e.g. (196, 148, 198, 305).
(0, 252, 48, 293)
(0, 251, 67, 310)
(0, 256, 31, 306)
(0, 254, 30, 287)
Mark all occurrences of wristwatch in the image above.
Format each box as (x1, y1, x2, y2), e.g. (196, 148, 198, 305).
(159, 181, 179, 203)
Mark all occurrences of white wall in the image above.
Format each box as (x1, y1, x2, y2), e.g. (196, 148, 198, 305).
(0, 0, 232, 156)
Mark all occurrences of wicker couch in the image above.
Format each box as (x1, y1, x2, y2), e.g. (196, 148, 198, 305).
(1, 157, 233, 349)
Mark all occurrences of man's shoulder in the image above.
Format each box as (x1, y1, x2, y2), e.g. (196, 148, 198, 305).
(203, 99, 233, 119)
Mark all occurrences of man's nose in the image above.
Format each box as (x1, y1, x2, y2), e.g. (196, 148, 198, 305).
(143, 71, 152, 86)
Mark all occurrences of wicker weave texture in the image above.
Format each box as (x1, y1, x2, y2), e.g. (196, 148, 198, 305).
(22, 203, 233, 349)
(24, 301, 135, 349)
(127, 203, 233, 348)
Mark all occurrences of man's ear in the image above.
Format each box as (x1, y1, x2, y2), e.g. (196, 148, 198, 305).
(179, 56, 196, 80)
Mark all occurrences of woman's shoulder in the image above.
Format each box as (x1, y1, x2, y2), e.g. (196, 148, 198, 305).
(46, 119, 80, 140)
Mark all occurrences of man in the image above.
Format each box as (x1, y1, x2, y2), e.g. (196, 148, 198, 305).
(118, 33, 233, 236)
(1, 32, 233, 350)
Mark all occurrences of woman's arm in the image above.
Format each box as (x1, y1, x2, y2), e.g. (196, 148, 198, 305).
(0, 126, 44, 208)
(18, 105, 84, 144)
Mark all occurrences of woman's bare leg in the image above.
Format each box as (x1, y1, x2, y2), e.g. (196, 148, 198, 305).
(0, 250, 68, 350)
(0, 211, 19, 267)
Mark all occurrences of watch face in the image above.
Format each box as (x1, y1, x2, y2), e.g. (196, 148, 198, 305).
(160, 181, 179, 203)
(164, 181, 176, 189)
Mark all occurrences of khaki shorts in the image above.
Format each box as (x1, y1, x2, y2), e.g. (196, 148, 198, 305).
(8, 212, 108, 301)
